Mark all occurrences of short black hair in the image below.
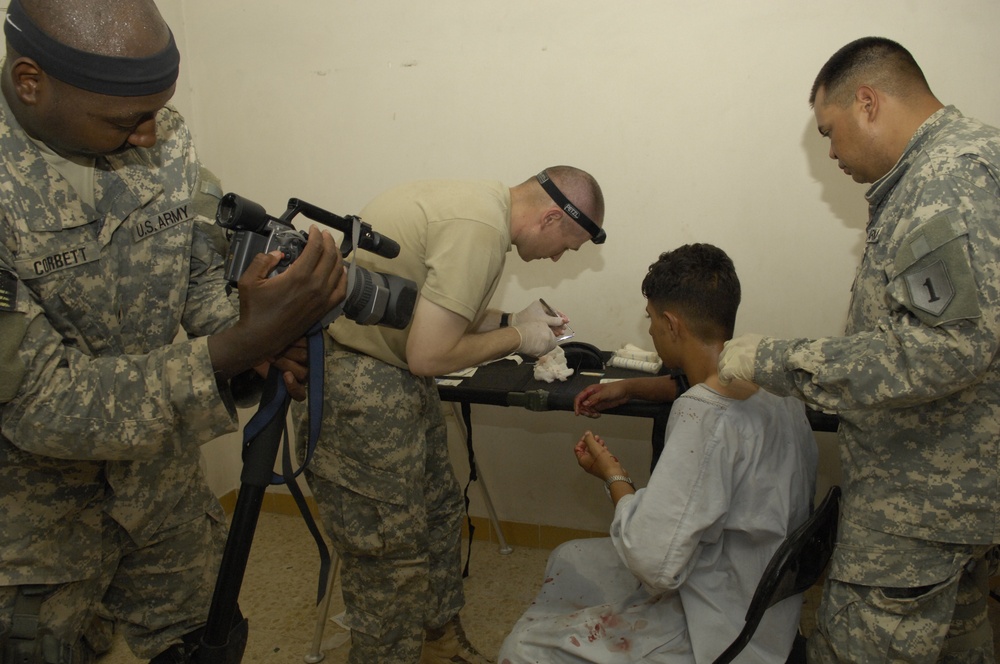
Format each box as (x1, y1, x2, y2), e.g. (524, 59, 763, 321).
(641, 243, 740, 342)
(810, 36, 930, 108)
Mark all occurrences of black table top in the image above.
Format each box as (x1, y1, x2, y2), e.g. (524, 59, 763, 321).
(436, 354, 839, 433)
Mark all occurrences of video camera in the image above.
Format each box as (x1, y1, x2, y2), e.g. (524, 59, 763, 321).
(216, 193, 417, 329)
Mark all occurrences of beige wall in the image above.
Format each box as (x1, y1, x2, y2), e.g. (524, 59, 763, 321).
(151, 1, 1000, 532)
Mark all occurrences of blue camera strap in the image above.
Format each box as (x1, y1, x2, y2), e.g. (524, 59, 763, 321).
(238, 325, 325, 485)
(238, 323, 329, 603)
(235, 219, 357, 606)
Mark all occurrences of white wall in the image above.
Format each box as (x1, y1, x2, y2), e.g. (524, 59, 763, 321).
(157, 0, 1000, 532)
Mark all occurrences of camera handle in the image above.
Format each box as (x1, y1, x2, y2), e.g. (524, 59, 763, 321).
(200, 327, 331, 662)
(282, 198, 400, 259)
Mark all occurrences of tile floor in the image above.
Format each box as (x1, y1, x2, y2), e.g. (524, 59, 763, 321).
(100, 511, 550, 663)
(99, 511, 1000, 663)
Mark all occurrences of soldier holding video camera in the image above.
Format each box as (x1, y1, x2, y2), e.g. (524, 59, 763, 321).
(298, 167, 605, 664)
(0, 0, 347, 662)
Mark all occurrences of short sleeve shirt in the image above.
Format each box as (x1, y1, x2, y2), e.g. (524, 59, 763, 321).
(330, 180, 512, 369)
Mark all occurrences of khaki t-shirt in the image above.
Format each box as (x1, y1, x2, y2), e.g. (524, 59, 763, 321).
(330, 179, 512, 369)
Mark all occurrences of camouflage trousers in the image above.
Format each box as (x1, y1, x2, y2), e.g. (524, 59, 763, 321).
(302, 350, 465, 664)
(0, 506, 226, 662)
(808, 548, 996, 663)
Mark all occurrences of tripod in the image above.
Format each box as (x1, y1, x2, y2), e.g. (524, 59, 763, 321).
(199, 359, 329, 663)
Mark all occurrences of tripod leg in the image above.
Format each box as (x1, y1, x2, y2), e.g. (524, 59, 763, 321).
(303, 553, 341, 663)
(202, 370, 289, 660)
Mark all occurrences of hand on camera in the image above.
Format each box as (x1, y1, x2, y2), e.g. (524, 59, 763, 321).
(513, 320, 558, 357)
(210, 227, 347, 379)
(240, 226, 346, 347)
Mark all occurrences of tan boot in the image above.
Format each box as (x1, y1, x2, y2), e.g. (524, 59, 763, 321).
(420, 615, 494, 664)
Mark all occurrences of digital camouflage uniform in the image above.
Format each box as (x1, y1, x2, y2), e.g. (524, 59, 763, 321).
(752, 107, 1000, 662)
(0, 98, 239, 660)
(305, 350, 465, 664)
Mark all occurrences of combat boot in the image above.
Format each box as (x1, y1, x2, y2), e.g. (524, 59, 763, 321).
(420, 615, 493, 664)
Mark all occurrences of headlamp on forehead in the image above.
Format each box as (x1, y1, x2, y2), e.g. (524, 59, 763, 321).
(536, 170, 606, 244)
(3, 0, 180, 97)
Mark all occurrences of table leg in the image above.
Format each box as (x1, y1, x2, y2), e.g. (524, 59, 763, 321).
(450, 402, 513, 555)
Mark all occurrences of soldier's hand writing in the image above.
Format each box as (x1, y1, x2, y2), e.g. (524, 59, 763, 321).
(513, 300, 566, 328)
(513, 320, 558, 357)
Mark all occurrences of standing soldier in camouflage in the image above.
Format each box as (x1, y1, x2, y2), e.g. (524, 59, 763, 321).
(718, 37, 1000, 662)
(299, 169, 605, 664)
(0, 0, 347, 662)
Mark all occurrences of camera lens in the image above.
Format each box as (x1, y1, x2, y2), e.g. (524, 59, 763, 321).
(342, 265, 417, 329)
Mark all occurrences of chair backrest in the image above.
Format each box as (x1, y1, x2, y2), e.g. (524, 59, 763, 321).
(711, 485, 841, 664)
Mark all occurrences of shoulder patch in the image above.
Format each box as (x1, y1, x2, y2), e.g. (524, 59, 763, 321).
(194, 167, 224, 220)
(903, 260, 954, 317)
(0, 268, 16, 312)
(891, 211, 979, 326)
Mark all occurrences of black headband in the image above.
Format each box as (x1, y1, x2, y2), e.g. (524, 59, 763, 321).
(535, 171, 606, 244)
(4, 0, 180, 97)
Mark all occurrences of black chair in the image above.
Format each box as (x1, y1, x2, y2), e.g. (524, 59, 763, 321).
(712, 485, 841, 664)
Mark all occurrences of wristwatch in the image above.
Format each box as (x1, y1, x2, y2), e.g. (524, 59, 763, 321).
(500, 312, 511, 328)
(604, 474, 635, 499)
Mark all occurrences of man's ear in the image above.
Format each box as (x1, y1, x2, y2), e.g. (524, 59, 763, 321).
(540, 207, 561, 229)
(855, 85, 879, 123)
(662, 309, 682, 339)
(9, 57, 44, 105)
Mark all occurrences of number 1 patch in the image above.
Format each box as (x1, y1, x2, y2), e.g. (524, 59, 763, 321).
(903, 260, 954, 317)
